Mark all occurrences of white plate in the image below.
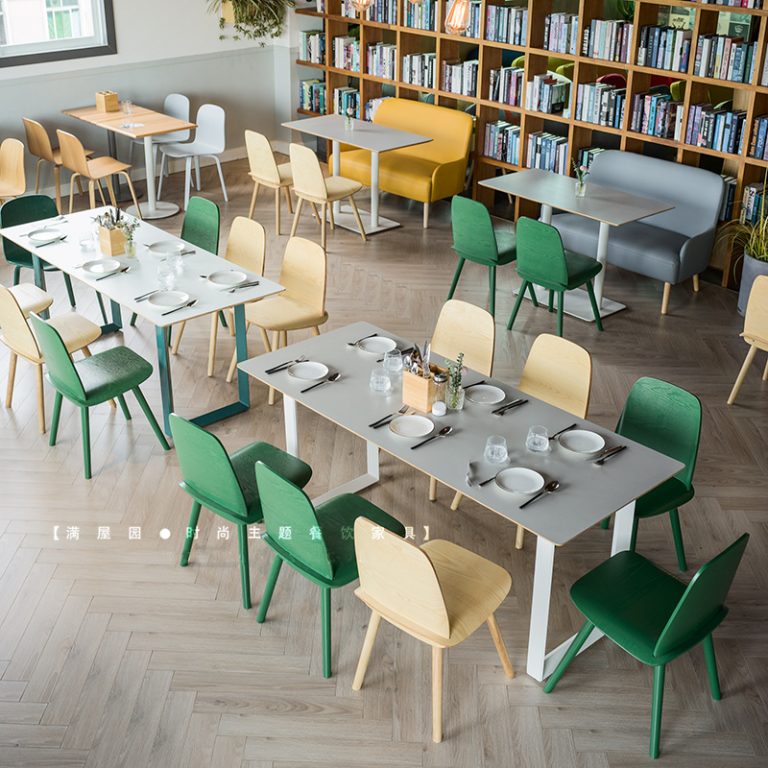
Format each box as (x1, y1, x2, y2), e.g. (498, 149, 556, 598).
(207, 270, 247, 289)
(147, 290, 191, 310)
(357, 336, 397, 354)
(389, 415, 434, 438)
(81, 258, 121, 276)
(465, 384, 506, 405)
(559, 429, 605, 455)
(148, 241, 188, 258)
(495, 467, 545, 495)
(27, 227, 64, 245)
(287, 361, 329, 381)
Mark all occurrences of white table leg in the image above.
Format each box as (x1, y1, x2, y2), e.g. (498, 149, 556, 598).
(594, 221, 610, 309)
(370, 150, 380, 228)
(332, 139, 341, 218)
(540, 204, 553, 224)
(284, 395, 299, 457)
(128, 136, 179, 220)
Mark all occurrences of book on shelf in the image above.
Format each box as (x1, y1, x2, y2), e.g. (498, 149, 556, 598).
(581, 19, 633, 64)
(299, 30, 325, 64)
(762, 46, 768, 85)
(367, 42, 397, 79)
(441, 59, 479, 97)
(543, 12, 579, 56)
(576, 146, 606, 170)
(402, 52, 436, 88)
(701, 0, 762, 8)
(741, 181, 765, 225)
(719, 175, 738, 222)
(334, 86, 360, 118)
(485, 3, 527, 45)
(637, 26, 691, 72)
(458, 0, 482, 38)
(484, 120, 521, 166)
(403, 0, 435, 31)
(575, 82, 626, 129)
(526, 131, 569, 175)
(525, 73, 569, 115)
(684, 103, 747, 154)
(488, 66, 524, 106)
(340, 0, 397, 23)
(748, 114, 768, 160)
(315, 0, 325, 11)
(299, 79, 327, 114)
(332, 36, 360, 71)
(630, 91, 684, 140)
(694, 35, 757, 83)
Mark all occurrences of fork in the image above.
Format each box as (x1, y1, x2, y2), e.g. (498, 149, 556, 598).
(369, 405, 408, 429)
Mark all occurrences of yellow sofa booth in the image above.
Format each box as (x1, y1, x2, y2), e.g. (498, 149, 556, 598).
(331, 98, 473, 228)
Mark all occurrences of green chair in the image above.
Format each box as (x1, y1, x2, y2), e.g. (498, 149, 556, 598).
(601, 377, 701, 571)
(255, 461, 405, 678)
(506, 217, 603, 337)
(169, 413, 312, 610)
(544, 534, 749, 759)
(448, 195, 523, 317)
(29, 313, 170, 479)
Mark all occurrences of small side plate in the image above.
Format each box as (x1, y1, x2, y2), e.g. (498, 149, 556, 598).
(389, 415, 434, 438)
(358, 336, 397, 354)
(81, 258, 121, 276)
(147, 290, 191, 310)
(495, 467, 545, 495)
(27, 227, 64, 245)
(148, 241, 188, 258)
(559, 430, 605, 455)
(208, 270, 247, 289)
(287, 361, 329, 381)
(465, 384, 506, 405)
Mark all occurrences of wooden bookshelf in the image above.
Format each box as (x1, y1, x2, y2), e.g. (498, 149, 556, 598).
(295, 0, 768, 285)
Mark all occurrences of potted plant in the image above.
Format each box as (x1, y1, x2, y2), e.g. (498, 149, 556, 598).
(445, 352, 465, 411)
(207, 0, 294, 41)
(94, 209, 139, 257)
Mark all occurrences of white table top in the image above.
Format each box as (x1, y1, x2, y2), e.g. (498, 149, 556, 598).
(479, 169, 674, 227)
(0, 208, 284, 328)
(239, 321, 684, 546)
(283, 114, 431, 153)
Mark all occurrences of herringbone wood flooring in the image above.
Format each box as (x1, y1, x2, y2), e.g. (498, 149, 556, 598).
(0, 158, 766, 768)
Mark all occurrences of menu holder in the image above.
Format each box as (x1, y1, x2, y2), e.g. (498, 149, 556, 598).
(96, 90, 119, 112)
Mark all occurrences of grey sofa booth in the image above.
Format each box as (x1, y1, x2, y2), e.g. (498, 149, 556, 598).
(551, 150, 724, 314)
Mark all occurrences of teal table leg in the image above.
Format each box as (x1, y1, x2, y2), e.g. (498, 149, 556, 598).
(155, 324, 175, 437)
(30, 255, 50, 320)
(96, 299, 123, 335)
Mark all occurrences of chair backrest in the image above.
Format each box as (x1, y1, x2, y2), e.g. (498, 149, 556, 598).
(279, 237, 327, 316)
(616, 377, 701, 488)
(518, 334, 592, 418)
(0, 138, 26, 196)
(354, 517, 449, 639)
(255, 462, 333, 579)
(245, 130, 281, 186)
(431, 299, 495, 376)
(225, 216, 266, 276)
(289, 143, 328, 201)
(168, 413, 248, 518)
(744, 275, 768, 343)
(194, 104, 226, 153)
(28, 314, 86, 400)
(515, 217, 568, 287)
(162, 93, 191, 143)
(654, 533, 749, 657)
(56, 130, 91, 176)
(181, 196, 220, 254)
(451, 195, 499, 263)
(23, 118, 55, 163)
(0, 194, 59, 266)
(0, 285, 39, 360)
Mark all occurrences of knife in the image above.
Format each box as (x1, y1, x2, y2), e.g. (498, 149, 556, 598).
(593, 445, 627, 465)
(96, 265, 130, 281)
(492, 398, 528, 415)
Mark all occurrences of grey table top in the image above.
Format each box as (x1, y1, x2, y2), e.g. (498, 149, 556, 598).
(240, 322, 684, 546)
(479, 168, 674, 227)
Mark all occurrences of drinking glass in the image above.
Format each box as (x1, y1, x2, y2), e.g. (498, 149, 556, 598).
(369, 366, 392, 394)
(526, 425, 550, 453)
(383, 349, 403, 376)
(157, 261, 176, 291)
(121, 99, 134, 128)
(484, 435, 508, 464)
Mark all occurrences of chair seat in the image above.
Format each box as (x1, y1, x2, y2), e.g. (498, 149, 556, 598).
(323, 175, 363, 202)
(564, 250, 603, 289)
(251, 163, 292, 188)
(9, 283, 53, 316)
(160, 141, 220, 159)
(245, 296, 328, 332)
(570, 550, 685, 665)
(636, 476, 694, 520)
(70, 346, 153, 405)
(86, 156, 131, 180)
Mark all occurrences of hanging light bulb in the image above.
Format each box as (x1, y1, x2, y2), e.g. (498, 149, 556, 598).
(444, 0, 471, 35)
(350, 0, 374, 14)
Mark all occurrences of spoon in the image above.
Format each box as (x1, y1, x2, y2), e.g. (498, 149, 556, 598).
(411, 425, 453, 450)
(519, 480, 560, 510)
(348, 332, 378, 347)
(301, 371, 341, 393)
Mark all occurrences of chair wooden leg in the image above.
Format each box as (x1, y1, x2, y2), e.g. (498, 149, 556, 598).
(349, 196, 367, 242)
(268, 330, 281, 405)
(328, 201, 335, 230)
(432, 646, 443, 742)
(321, 587, 333, 678)
(256, 555, 283, 623)
(661, 282, 671, 315)
(311, 326, 321, 337)
(237, 524, 251, 610)
(703, 634, 721, 700)
(727, 345, 757, 405)
(290, 197, 304, 237)
(75, 175, 86, 196)
(180, 501, 201, 566)
(284, 185, 294, 213)
(34, 158, 43, 194)
(68, 174, 78, 213)
(121, 173, 142, 219)
(96, 181, 107, 207)
(650, 664, 666, 759)
(428, 476, 437, 502)
(543, 620, 595, 693)
(763, 358, 768, 381)
(171, 321, 186, 356)
(486, 614, 514, 678)
(80, 406, 92, 480)
(248, 182, 259, 218)
(320, 204, 327, 250)
(309, 202, 320, 221)
(693, 274, 700, 292)
(352, 610, 381, 691)
(259, 326, 272, 352)
(447, 258, 466, 300)
(35, 363, 46, 434)
(423, 202, 430, 229)
(5, 353, 17, 408)
(669, 508, 687, 571)
(450, 491, 463, 511)
(274, 187, 281, 235)
(207, 313, 218, 377)
(88, 180, 96, 210)
(515, 524, 525, 550)
(507, 281, 528, 331)
(53, 165, 62, 214)
(105, 176, 118, 207)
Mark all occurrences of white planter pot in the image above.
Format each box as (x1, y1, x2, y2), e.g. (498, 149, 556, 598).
(738, 253, 768, 316)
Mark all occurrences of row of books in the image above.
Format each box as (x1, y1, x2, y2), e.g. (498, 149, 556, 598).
(403, 0, 435, 31)
(483, 120, 521, 166)
(340, 0, 396, 23)
(441, 59, 479, 97)
(747, 114, 768, 160)
(525, 74, 569, 115)
(526, 132, 569, 175)
(630, 93, 685, 140)
(741, 182, 766, 225)
(484, 3, 527, 45)
(575, 82, 626, 129)
(694, 35, 757, 83)
(700, 0, 761, 7)
(720, 175, 737, 222)
(459, 0, 483, 38)
(685, 104, 747, 154)
(487, 66, 524, 107)
(543, 12, 579, 56)
(637, 26, 691, 72)
(332, 36, 360, 71)
(299, 30, 324, 64)
(298, 79, 327, 114)
(367, 43, 397, 80)
(581, 20, 633, 64)
(401, 52, 436, 88)
(333, 86, 360, 119)
(576, 146, 606, 171)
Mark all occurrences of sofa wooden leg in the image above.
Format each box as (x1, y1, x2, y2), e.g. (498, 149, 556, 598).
(693, 274, 700, 292)
(661, 283, 671, 315)
(423, 202, 430, 229)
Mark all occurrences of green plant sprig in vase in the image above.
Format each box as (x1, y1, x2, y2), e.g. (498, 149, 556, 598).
(445, 352, 465, 411)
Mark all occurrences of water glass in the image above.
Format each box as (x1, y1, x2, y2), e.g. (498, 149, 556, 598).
(484, 435, 508, 464)
(526, 425, 550, 453)
(121, 99, 134, 128)
(369, 366, 392, 394)
(170, 252, 185, 276)
(383, 349, 403, 376)
(157, 262, 176, 291)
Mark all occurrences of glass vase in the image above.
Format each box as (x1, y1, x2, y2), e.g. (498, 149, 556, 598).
(445, 384, 465, 412)
(575, 180, 586, 197)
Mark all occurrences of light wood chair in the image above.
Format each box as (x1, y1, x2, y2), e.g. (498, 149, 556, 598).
(0, 138, 26, 203)
(0, 285, 102, 433)
(289, 142, 366, 249)
(56, 130, 141, 216)
(430, 299, 495, 506)
(246, 130, 293, 235)
(727, 275, 768, 406)
(352, 517, 514, 742)
(225, 237, 328, 405)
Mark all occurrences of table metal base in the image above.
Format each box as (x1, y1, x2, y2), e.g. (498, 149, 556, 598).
(514, 285, 626, 322)
(333, 204, 401, 235)
(127, 200, 180, 220)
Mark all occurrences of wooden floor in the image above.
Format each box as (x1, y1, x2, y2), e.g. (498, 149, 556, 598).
(1, 158, 766, 768)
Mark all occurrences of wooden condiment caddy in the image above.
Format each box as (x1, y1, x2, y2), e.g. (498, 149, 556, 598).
(402, 364, 445, 413)
(98, 226, 125, 257)
(96, 90, 119, 112)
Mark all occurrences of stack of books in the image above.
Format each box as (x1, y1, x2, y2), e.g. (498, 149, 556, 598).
(367, 43, 397, 79)
(543, 13, 579, 55)
(299, 79, 327, 114)
(575, 82, 626, 128)
(403, 0, 435, 30)
(576, 146, 606, 170)
(685, 104, 747, 154)
(334, 87, 360, 118)
(484, 120, 521, 165)
(581, 19, 633, 63)
(694, 35, 757, 83)
(333, 36, 360, 71)
(488, 66, 524, 106)
(741, 182, 766, 225)
(441, 59, 479, 96)
(636, 26, 692, 72)
(299, 30, 325, 64)
(630, 92, 684, 139)
(719, 175, 738, 222)
(485, 3, 528, 45)
(341, 0, 397, 23)
(526, 132, 569, 174)
(402, 52, 436, 87)
(525, 74, 569, 114)
(748, 114, 768, 160)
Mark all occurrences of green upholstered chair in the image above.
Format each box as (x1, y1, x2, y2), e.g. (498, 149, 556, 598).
(544, 534, 749, 759)
(169, 413, 312, 610)
(601, 377, 701, 571)
(506, 217, 603, 337)
(29, 313, 170, 479)
(448, 195, 525, 317)
(255, 461, 405, 678)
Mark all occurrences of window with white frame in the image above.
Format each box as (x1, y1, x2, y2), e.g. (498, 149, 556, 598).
(0, 0, 115, 67)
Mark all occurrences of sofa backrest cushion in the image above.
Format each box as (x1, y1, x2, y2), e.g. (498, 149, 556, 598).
(588, 150, 724, 238)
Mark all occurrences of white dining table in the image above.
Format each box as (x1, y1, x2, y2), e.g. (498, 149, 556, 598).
(239, 321, 684, 681)
(0, 207, 284, 435)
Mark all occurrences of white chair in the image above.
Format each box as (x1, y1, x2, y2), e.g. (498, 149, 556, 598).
(129, 93, 190, 181)
(157, 103, 228, 210)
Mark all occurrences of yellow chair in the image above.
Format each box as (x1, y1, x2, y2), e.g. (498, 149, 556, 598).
(727, 275, 768, 405)
(289, 142, 366, 249)
(246, 130, 293, 235)
(6, 283, 53, 317)
(352, 517, 514, 743)
(0, 138, 26, 203)
(56, 130, 141, 215)
(0, 285, 102, 433)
